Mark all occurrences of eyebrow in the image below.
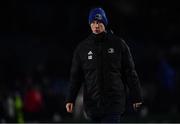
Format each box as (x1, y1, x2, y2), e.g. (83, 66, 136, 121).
(92, 20, 103, 23)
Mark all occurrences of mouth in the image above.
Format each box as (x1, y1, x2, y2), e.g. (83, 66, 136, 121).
(95, 29, 100, 33)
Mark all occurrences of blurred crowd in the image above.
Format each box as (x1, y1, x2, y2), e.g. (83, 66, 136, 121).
(0, 64, 69, 122)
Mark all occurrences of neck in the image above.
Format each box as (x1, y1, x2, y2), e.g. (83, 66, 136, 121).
(91, 31, 107, 42)
(93, 30, 106, 35)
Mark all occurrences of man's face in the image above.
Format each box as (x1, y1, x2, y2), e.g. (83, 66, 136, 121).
(90, 20, 106, 34)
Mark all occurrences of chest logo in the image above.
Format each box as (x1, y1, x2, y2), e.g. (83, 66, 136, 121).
(88, 51, 93, 60)
(108, 48, 114, 54)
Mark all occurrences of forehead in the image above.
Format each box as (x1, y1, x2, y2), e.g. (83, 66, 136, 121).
(91, 20, 104, 24)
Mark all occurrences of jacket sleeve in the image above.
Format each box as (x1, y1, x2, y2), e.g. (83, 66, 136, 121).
(66, 46, 83, 104)
(121, 40, 142, 103)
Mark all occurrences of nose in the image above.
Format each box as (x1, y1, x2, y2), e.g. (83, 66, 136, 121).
(94, 22, 99, 28)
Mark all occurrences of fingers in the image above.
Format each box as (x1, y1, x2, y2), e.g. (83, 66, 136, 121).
(133, 102, 142, 111)
(136, 102, 142, 108)
(66, 103, 73, 113)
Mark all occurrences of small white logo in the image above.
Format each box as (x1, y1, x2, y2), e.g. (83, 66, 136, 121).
(88, 56, 92, 60)
(88, 51, 93, 55)
(88, 51, 93, 60)
(95, 14, 102, 20)
(108, 48, 114, 54)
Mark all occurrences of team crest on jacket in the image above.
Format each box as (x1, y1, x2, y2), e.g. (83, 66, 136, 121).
(108, 48, 114, 54)
(88, 51, 93, 60)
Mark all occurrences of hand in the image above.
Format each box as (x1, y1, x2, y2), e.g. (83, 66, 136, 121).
(133, 102, 142, 111)
(66, 103, 74, 113)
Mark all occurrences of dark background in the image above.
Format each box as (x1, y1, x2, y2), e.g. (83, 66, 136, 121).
(0, 0, 180, 122)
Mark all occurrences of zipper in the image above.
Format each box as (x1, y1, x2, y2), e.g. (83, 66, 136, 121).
(97, 41, 105, 112)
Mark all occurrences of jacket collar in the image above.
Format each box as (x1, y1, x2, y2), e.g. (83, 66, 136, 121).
(89, 31, 107, 43)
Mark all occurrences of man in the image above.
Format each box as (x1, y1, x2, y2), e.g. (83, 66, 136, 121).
(66, 7, 142, 123)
